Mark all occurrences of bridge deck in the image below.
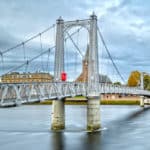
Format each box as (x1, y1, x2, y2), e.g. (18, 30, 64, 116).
(0, 82, 150, 107)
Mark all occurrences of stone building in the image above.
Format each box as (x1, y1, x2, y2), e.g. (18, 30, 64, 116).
(75, 45, 111, 83)
(75, 45, 139, 100)
(1, 72, 53, 83)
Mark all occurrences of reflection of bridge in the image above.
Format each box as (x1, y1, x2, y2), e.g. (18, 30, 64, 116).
(0, 13, 149, 131)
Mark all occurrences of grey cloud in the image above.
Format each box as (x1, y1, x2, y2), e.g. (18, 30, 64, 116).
(0, 0, 150, 83)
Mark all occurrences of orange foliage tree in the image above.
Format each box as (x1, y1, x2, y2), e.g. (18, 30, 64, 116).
(127, 71, 140, 87)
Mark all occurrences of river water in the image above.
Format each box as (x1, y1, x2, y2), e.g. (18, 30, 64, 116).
(0, 105, 150, 150)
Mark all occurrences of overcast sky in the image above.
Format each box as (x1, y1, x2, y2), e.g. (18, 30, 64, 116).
(0, 0, 150, 83)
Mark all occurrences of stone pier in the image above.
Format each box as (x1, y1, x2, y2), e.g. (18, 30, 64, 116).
(140, 96, 144, 107)
(51, 99, 65, 130)
(87, 96, 101, 131)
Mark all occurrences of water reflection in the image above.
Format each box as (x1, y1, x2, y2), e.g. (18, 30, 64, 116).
(1, 105, 150, 150)
(84, 132, 102, 150)
(51, 132, 66, 150)
(50, 131, 102, 150)
(124, 106, 150, 121)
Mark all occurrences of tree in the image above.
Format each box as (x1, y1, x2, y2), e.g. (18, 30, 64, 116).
(114, 82, 121, 86)
(127, 71, 140, 87)
(127, 71, 150, 90)
(144, 75, 150, 90)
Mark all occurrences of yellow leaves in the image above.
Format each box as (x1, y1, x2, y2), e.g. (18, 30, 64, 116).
(127, 71, 140, 87)
(127, 71, 150, 90)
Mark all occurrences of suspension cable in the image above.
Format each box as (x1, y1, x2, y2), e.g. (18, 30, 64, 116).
(65, 31, 83, 58)
(75, 29, 79, 74)
(1, 24, 55, 55)
(39, 33, 44, 72)
(25, 59, 29, 73)
(4, 27, 83, 75)
(64, 39, 68, 72)
(0, 52, 4, 73)
(46, 48, 51, 72)
(22, 42, 26, 61)
(6, 47, 54, 74)
(97, 26, 125, 83)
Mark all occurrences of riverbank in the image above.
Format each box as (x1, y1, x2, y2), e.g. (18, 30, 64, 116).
(25, 99, 140, 105)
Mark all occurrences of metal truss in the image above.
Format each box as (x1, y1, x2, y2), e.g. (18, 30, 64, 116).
(0, 82, 150, 107)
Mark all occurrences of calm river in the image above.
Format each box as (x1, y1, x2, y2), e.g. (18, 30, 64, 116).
(0, 105, 150, 150)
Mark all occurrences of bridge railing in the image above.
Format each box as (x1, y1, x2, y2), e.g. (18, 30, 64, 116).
(1, 82, 150, 106)
(0, 82, 87, 106)
(98, 83, 150, 96)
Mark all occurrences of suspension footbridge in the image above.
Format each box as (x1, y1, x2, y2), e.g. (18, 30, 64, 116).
(0, 13, 149, 131)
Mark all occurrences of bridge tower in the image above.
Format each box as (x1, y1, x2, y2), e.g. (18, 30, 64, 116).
(140, 72, 144, 90)
(87, 13, 101, 131)
(140, 72, 144, 107)
(51, 13, 101, 131)
(51, 17, 65, 130)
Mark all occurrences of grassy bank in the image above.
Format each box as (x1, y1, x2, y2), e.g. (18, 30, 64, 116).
(101, 99, 140, 105)
(25, 99, 140, 105)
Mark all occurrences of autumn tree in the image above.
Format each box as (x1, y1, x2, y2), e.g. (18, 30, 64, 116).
(127, 71, 140, 87)
(127, 71, 150, 90)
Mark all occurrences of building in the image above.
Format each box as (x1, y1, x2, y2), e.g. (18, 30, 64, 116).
(1, 72, 53, 83)
(75, 45, 140, 100)
(75, 45, 111, 83)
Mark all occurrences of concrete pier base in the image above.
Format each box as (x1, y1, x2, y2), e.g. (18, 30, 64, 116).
(87, 96, 101, 131)
(51, 98, 65, 130)
(140, 96, 144, 107)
